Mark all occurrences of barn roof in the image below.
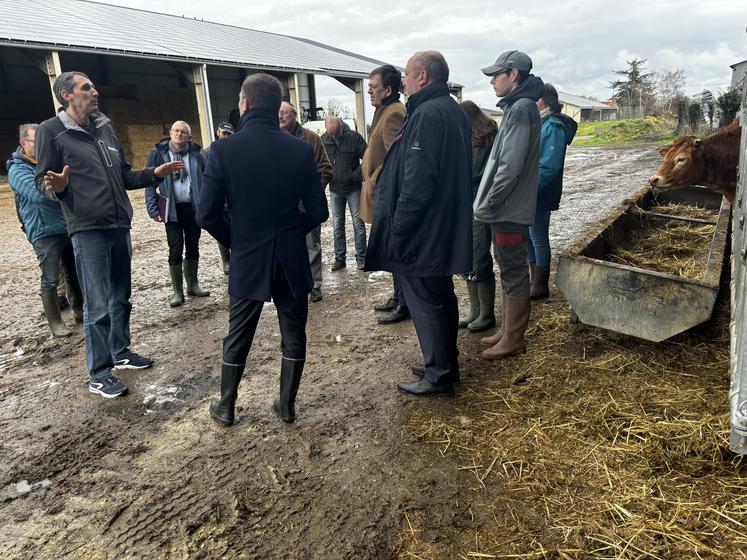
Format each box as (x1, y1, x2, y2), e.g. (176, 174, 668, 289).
(558, 91, 615, 110)
(0, 0, 388, 79)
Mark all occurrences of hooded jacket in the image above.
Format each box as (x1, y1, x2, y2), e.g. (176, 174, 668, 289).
(34, 110, 159, 235)
(7, 147, 68, 244)
(145, 138, 204, 222)
(321, 122, 367, 195)
(536, 111, 577, 212)
(473, 75, 544, 225)
(365, 81, 473, 277)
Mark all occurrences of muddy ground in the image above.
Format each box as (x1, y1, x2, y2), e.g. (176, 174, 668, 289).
(0, 146, 689, 559)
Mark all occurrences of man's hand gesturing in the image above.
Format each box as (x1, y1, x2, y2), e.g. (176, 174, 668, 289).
(44, 165, 70, 193)
(154, 160, 185, 178)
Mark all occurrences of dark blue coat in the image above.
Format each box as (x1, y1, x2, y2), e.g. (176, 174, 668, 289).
(145, 139, 204, 222)
(196, 108, 328, 301)
(365, 81, 473, 277)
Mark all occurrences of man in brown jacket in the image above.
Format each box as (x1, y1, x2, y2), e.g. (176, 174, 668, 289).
(280, 101, 334, 302)
(360, 65, 409, 323)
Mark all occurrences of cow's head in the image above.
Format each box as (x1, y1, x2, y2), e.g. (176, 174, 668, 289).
(649, 136, 705, 190)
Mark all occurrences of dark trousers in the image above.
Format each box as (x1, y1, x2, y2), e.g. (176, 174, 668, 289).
(222, 278, 308, 366)
(399, 275, 459, 384)
(392, 272, 407, 308)
(32, 233, 78, 290)
(165, 202, 201, 266)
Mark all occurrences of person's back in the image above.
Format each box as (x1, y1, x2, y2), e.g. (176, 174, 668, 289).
(200, 109, 325, 302)
(197, 73, 328, 427)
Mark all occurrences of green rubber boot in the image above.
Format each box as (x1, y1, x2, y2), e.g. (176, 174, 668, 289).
(468, 276, 496, 333)
(169, 264, 184, 307)
(458, 279, 480, 328)
(184, 259, 210, 298)
(41, 288, 72, 338)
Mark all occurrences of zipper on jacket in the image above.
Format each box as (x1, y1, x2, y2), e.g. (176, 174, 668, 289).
(89, 128, 121, 227)
(97, 139, 114, 167)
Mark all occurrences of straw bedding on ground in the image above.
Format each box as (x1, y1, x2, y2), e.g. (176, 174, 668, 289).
(396, 287, 739, 559)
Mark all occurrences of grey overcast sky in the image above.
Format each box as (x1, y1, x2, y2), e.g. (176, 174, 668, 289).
(99, 0, 746, 113)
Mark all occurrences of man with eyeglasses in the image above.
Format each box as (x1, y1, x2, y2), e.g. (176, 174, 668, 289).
(145, 121, 210, 308)
(36, 71, 183, 398)
(359, 64, 408, 324)
(366, 51, 472, 397)
(279, 101, 333, 303)
(8, 123, 83, 338)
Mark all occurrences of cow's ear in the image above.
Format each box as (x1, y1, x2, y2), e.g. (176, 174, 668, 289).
(693, 138, 704, 157)
(658, 144, 672, 157)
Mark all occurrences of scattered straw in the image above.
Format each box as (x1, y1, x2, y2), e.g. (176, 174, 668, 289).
(397, 284, 741, 559)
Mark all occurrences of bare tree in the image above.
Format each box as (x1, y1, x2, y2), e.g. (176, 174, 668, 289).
(324, 98, 352, 119)
(654, 68, 686, 114)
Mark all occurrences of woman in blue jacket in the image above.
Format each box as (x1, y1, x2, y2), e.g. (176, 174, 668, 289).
(528, 84, 577, 299)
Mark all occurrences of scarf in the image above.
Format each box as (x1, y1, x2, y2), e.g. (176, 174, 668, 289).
(540, 107, 554, 121)
(168, 141, 189, 182)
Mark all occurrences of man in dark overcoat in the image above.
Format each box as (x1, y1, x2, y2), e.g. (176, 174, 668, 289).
(197, 73, 329, 425)
(365, 51, 473, 396)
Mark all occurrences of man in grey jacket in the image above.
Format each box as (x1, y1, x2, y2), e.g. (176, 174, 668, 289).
(473, 50, 544, 360)
(37, 71, 182, 399)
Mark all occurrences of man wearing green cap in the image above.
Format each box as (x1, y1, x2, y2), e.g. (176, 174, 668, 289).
(473, 50, 544, 361)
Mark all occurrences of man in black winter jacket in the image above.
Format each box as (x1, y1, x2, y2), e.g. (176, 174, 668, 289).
(37, 71, 182, 399)
(321, 116, 367, 270)
(366, 51, 472, 396)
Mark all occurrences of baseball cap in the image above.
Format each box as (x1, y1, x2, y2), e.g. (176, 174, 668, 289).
(481, 50, 533, 76)
(216, 122, 234, 134)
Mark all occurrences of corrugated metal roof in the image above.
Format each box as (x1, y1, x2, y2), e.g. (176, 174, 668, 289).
(0, 0, 388, 78)
(558, 91, 614, 110)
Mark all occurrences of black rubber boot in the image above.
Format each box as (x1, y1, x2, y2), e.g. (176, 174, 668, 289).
(218, 243, 230, 275)
(66, 277, 84, 324)
(209, 363, 245, 426)
(169, 265, 184, 308)
(273, 358, 304, 423)
(41, 288, 72, 338)
(458, 280, 480, 328)
(530, 267, 550, 300)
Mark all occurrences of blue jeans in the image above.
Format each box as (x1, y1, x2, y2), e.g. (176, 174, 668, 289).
(527, 210, 552, 267)
(71, 229, 133, 382)
(32, 233, 77, 290)
(330, 190, 366, 264)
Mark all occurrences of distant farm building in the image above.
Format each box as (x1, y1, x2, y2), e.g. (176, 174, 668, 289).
(731, 59, 746, 92)
(480, 106, 503, 126)
(558, 92, 618, 123)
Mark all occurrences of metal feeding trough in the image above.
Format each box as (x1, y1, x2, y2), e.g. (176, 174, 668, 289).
(555, 185, 731, 342)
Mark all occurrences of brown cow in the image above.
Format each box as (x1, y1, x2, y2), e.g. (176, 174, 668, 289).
(649, 118, 742, 203)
